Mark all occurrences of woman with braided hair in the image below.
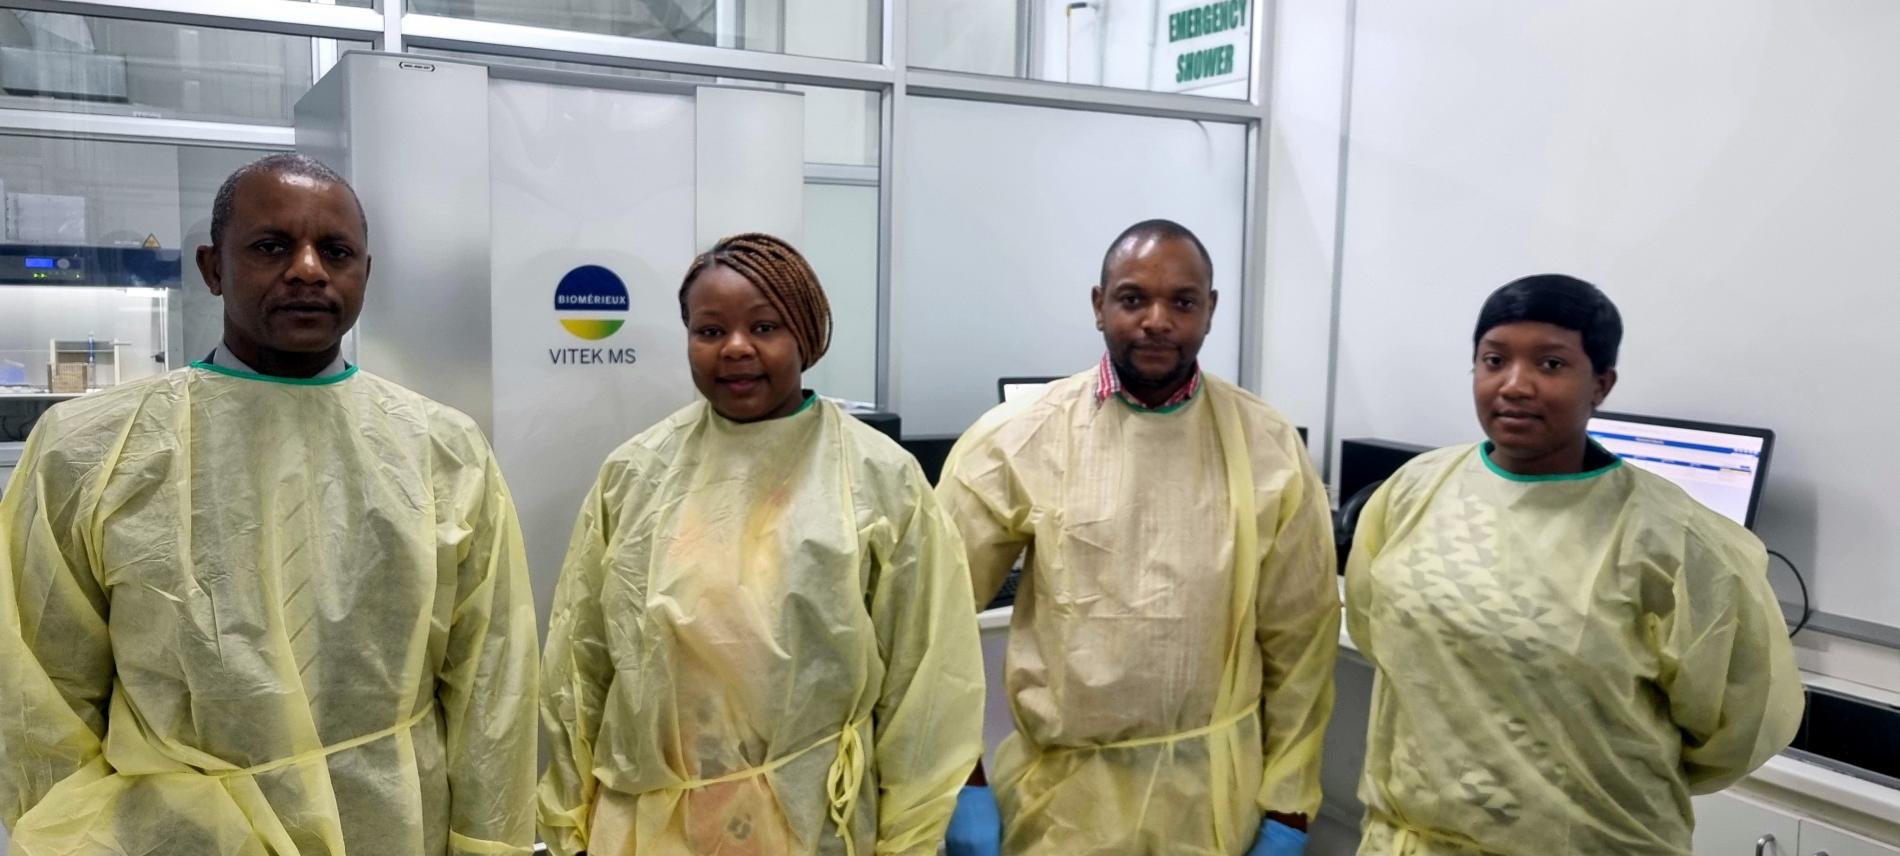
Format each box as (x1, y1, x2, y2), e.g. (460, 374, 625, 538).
(538, 233, 987, 856)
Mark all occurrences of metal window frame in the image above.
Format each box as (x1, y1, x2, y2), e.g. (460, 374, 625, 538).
(399, 13, 892, 90)
(874, 0, 902, 407)
(0, 107, 294, 148)
(1238, 0, 1274, 391)
(905, 67, 1260, 124)
(1, 0, 385, 41)
(805, 163, 879, 187)
(0, 0, 1275, 412)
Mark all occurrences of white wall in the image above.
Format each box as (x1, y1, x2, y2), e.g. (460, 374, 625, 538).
(1256, 0, 1351, 465)
(894, 96, 1249, 437)
(697, 86, 805, 245)
(799, 182, 878, 404)
(785, 0, 875, 63)
(909, 0, 1019, 76)
(784, 0, 879, 160)
(1307, 0, 1900, 677)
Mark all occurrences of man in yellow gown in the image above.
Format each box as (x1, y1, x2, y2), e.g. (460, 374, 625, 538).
(939, 219, 1339, 856)
(0, 154, 537, 855)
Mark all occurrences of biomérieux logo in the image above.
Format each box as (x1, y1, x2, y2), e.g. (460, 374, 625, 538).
(553, 265, 628, 340)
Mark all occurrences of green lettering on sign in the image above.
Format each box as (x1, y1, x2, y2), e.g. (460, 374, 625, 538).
(1168, 0, 1250, 43)
(1175, 43, 1236, 83)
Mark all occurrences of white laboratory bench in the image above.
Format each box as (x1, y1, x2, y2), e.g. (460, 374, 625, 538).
(974, 597, 1900, 854)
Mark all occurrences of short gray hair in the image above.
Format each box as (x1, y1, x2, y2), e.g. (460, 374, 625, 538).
(210, 152, 367, 247)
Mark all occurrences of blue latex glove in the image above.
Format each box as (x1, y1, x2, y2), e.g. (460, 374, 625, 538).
(945, 785, 1002, 856)
(1248, 818, 1308, 856)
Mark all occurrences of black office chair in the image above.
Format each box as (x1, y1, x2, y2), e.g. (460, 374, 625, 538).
(1334, 479, 1384, 573)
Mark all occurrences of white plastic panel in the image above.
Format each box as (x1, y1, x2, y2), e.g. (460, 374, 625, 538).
(895, 96, 1247, 436)
(487, 78, 701, 630)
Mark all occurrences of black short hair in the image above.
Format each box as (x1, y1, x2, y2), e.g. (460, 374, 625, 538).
(1473, 274, 1623, 372)
(1099, 218, 1214, 288)
(210, 153, 367, 248)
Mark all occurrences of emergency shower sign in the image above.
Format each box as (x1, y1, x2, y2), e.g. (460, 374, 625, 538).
(1157, 0, 1250, 93)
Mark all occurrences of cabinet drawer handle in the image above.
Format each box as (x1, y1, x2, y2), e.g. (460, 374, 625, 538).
(1755, 835, 1773, 856)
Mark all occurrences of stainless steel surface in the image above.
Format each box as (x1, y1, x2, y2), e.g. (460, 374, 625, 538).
(296, 53, 497, 432)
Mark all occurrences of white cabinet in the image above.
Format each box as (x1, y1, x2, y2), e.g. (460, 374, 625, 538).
(1695, 791, 1801, 856)
(1691, 791, 1900, 856)
(1799, 819, 1900, 856)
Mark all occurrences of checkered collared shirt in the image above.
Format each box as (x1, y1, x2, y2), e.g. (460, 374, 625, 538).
(1094, 352, 1202, 411)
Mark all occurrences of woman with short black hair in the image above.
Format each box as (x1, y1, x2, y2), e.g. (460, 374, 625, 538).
(1344, 274, 1802, 855)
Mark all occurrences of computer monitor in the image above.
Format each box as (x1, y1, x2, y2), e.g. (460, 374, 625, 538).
(1586, 411, 1774, 529)
(998, 376, 1064, 405)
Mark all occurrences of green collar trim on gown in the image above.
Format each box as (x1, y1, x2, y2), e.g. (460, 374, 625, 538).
(1480, 440, 1624, 482)
(709, 391, 819, 426)
(1117, 393, 1194, 415)
(190, 360, 359, 386)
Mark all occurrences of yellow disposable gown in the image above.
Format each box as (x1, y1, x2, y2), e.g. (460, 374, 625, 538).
(537, 397, 986, 856)
(0, 363, 538, 855)
(1345, 443, 1804, 856)
(937, 371, 1340, 856)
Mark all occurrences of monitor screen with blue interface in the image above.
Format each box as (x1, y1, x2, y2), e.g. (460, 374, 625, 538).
(1587, 412, 1772, 528)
